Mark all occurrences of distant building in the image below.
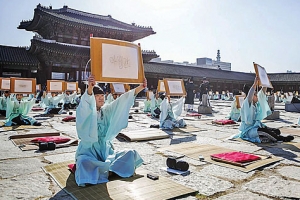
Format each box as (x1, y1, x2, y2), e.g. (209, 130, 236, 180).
(196, 50, 231, 71)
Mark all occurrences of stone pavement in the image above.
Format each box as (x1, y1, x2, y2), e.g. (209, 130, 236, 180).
(0, 98, 300, 200)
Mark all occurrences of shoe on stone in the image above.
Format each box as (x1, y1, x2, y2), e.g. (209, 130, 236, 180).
(33, 122, 42, 126)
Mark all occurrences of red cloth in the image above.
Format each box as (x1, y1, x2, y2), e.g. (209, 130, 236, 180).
(68, 164, 76, 173)
(31, 107, 44, 111)
(62, 116, 76, 122)
(31, 136, 71, 144)
(211, 152, 261, 163)
(214, 119, 236, 125)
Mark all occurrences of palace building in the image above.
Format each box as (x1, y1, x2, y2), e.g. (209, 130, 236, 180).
(0, 4, 299, 93)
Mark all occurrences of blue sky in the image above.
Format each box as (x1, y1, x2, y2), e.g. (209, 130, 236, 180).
(0, 0, 299, 73)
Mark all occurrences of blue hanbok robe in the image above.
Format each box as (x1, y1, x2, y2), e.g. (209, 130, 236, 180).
(41, 93, 65, 114)
(75, 90, 143, 186)
(143, 100, 151, 112)
(159, 97, 186, 129)
(104, 93, 114, 105)
(227, 98, 241, 122)
(232, 89, 271, 143)
(64, 92, 77, 104)
(5, 97, 37, 126)
(0, 95, 9, 111)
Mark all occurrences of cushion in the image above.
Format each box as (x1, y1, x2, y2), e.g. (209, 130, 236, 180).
(68, 163, 76, 174)
(213, 119, 236, 125)
(31, 107, 44, 111)
(31, 136, 71, 144)
(210, 151, 261, 163)
(62, 116, 76, 122)
(186, 113, 201, 116)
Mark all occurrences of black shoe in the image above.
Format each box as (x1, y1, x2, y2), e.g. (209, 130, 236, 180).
(33, 122, 42, 126)
(283, 135, 294, 142)
(166, 157, 177, 169)
(175, 160, 189, 171)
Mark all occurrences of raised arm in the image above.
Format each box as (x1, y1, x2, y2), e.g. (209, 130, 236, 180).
(134, 78, 147, 96)
(247, 77, 259, 104)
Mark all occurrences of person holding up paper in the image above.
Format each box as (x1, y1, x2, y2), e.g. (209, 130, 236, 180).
(63, 90, 77, 110)
(159, 95, 186, 129)
(75, 75, 146, 187)
(5, 94, 41, 126)
(41, 91, 65, 114)
(227, 89, 242, 122)
(232, 77, 294, 143)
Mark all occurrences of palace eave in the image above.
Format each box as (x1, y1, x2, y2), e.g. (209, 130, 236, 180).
(18, 4, 156, 42)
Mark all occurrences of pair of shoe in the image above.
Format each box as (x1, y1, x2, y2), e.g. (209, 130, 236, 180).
(166, 157, 189, 171)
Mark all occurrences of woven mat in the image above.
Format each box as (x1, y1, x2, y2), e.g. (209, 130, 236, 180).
(0, 125, 44, 132)
(172, 126, 206, 133)
(43, 161, 196, 200)
(158, 143, 281, 172)
(117, 128, 169, 142)
(10, 133, 78, 151)
(280, 127, 300, 137)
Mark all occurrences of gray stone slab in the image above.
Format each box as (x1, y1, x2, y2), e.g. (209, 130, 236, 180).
(216, 190, 272, 200)
(44, 152, 75, 163)
(200, 164, 255, 181)
(0, 157, 46, 179)
(277, 166, 300, 181)
(0, 172, 52, 200)
(243, 176, 300, 198)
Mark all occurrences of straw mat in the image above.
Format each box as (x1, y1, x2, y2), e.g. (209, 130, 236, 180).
(43, 161, 196, 200)
(10, 132, 78, 151)
(159, 143, 281, 172)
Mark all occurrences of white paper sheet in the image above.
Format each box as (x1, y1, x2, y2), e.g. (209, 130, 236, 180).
(50, 82, 63, 91)
(112, 83, 125, 93)
(102, 43, 139, 79)
(66, 83, 77, 91)
(167, 80, 183, 94)
(14, 80, 33, 93)
(1, 79, 10, 90)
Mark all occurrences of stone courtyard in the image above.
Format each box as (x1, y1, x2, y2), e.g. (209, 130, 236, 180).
(0, 98, 300, 200)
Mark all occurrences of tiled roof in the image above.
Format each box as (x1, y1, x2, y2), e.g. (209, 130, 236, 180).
(29, 37, 90, 56)
(29, 37, 158, 60)
(269, 73, 300, 82)
(0, 45, 39, 65)
(19, 4, 155, 35)
(144, 62, 256, 81)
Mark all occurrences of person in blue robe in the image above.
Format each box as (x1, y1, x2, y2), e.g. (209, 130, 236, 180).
(232, 77, 294, 143)
(5, 93, 41, 126)
(75, 75, 146, 186)
(159, 96, 186, 129)
(41, 91, 65, 114)
(227, 89, 242, 122)
(0, 91, 10, 116)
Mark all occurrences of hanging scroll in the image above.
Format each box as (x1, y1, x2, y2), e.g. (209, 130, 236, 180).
(90, 37, 145, 84)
